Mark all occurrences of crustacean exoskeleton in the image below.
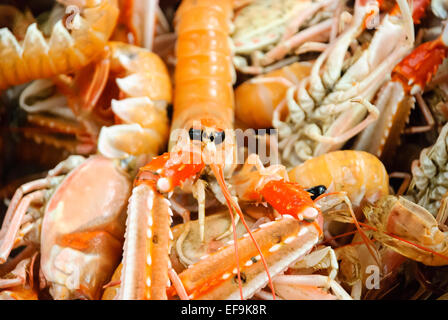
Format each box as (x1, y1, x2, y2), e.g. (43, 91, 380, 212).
(105, 0, 357, 300)
(0, 0, 119, 91)
(334, 229, 406, 300)
(288, 150, 390, 209)
(354, 17, 448, 163)
(102, 211, 255, 299)
(287, 150, 399, 299)
(0, 34, 173, 299)
(168, 210, 257, 273)
(363, 195, 448, 267)
(18, 41, 172, 156)
(112, 0, 239, 300)
(231, 0, 341, 74)
(105, 191, 353, 300)
(166, 212, 347, 300)
(424, 57, 448, 129)
(0, 251, 39, 300)
(233, 0, 417, 168)
(0, 155, 132, 300)
(235, 61, 312, 129)
(407, 122, 448, 216)
(287, 147, 448, 298)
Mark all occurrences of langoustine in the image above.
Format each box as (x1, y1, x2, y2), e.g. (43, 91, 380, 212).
(108, 0, 353, 300)
(16, 40, 171, 156)
(0, 155, 132, 300)
(0, 36, 173, 299)
(106, 153, 353, 300)
(407, 122, 448, 217)
(353, 17, 448, 163)
(231, 0, 341, 74)
(113, 0, 238, 300)
(287, 149, 448, 298)
(287, 150, 401, 299)
(234, 0, 416, 168)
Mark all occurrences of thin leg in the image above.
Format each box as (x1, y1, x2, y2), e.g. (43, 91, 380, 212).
(143, 0, 158, 50)
(289, 246, 339, 280)
(306, 99, 379, 146)
(389, 172, 412, 196)
(295, 41, 328, 55)
(274, 274, 352, 300)
(192, 179, 206, 242)
(215, 208, 240, 241)
(330, 0, 345, 42)
(0, 190, 46, 263)
(0, 179, 54, 240)
(168, 198, 191, 223)
(81, 56, 110, 113)
(168, 268, 189, 300)
(281, 0, 334, 41)
(0, 258, 30, 289)
(155, 4, 171, 34)
(436, 192, 448, 230)
(404, 93, 435, 134)
(47, 155, 85, 176)
(0, 244, 37, 277)
(263, 19, 333, 66)
(315, 192, 381, 268)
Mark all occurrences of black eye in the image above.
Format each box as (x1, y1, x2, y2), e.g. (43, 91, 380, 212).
(213, 131, 225, 145)
(306, 185, 327, 200)
(189, 128, 203, 141)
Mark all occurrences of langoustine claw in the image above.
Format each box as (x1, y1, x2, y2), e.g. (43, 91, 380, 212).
(169, 216, 322, 300)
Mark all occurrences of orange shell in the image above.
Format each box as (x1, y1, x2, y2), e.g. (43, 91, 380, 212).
(234, 62, 312, 129)
(288, 150, 389, 207)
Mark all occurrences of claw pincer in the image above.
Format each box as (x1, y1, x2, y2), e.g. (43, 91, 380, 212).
(118, 151, 206, 300)
(261, 181, 321, 222)
(392, 26, 448, 95)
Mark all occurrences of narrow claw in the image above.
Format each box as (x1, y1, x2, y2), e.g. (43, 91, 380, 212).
(135, 151, 205, 192)
(118, 184, 173, 300)
(0, 190, 46, 263)
(392, 25, 448, 95)
(260, 180, 319, 221)
(168, 217, 320, 300)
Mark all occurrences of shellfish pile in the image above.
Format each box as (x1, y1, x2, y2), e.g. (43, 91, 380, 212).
(1, 0, 448, 300)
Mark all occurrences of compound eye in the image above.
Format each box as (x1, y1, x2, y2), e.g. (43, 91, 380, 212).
(212, 131, 225, 145)
(189, 128, 203, 141)
(305, 185, 327, 200)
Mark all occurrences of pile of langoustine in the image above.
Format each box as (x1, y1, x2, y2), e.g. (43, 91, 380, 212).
(1, 0, 448, 300)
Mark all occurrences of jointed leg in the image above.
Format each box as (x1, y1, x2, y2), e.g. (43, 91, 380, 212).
(289, 246, 339, 280)
(0, 190, 46, 263)
(192, 179, 207, 242)
(389, 172, 412, 196)
(0, 258, 31, 289)
(273, 274, 352, 300)
(403, 93, 435, 134)
(305, 99, 379, 146)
